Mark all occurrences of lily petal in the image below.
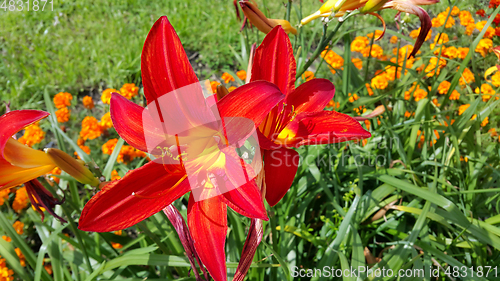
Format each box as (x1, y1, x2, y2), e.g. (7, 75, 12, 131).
(141, 16, 199, 104)
(0, 158, 54, 190)
(188, 193, 228, 281)
(285, 79, 335, 114)
(4, 138, 54, 169)
(0, 110, 49, 158)
(276, 111, 371, 147)
(251, 26, 296, 96)
(217, 81, 285, 126)
(222, 180, 268, 220)
(110, 93, 166, 153)
(79, 161, 189, 232)
(263, 148, 299, 206)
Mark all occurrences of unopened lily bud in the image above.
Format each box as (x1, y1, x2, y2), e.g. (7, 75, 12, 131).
(216, 85, 230, 101)
(45, 148, 100, 186)
(240, 1, 297, 35)
(360, 0, 390, 13)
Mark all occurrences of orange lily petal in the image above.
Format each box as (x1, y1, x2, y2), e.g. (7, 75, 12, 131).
(0, 158, 54, 190)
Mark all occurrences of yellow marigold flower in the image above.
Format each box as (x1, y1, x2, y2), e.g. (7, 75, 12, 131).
(414, 88, 428, 102)
(49, 167, 61, 184)
(449, 90, 460, 100)
(361, 44, 383, 58)
(120, 83, 139, 100)
(0, 189, 9, 207)
(102, 89, 119, 104)
(458, 104, 470, 115)
(459, 67, 475, 86)
(476, 21, 496, 39)
(0, 257, 14, 278)
(350, 36, 369, 52)
(80, 116, 102, 141)
(117, 145, 136, 164)
(352, 58, 363, 70)
(424, 57, 446, 77)
(221, 73, 235, 84)
(82, 96, 94, 109)
(12, 187, 29, 213)
(12, 221, 24, 235)
(475, 83, 495, 102)
(111, 170, 121, 181)
(53, 92, 73, 109)
(236, 70, 247, 81)
(302, 70, 315, 81)
(2, 235, 11, 242)
(102, 138, 118, 155)
(15, 248, 26, 267)
(491, 71, 500, 87)
(367, 30, 384, 39)
(111, 242, 123, 249)
(457, 47, 469, 59)
(99, 112, 113, 130)
(371, 74, 388, 90)
(475, 38, 493, 57)
(410, 28, 432, 41)
(390, 36, 398, 44)
(55, 107, 70, 123)
(228, 86, 237, 92)
(445, 6, 460, 16)
(459, 11, 473, 26)
(348, 93, 359, 103)
(321, 50, 344, 69)
(438, 81, 451, 95)
(210, 81, 221, 93)
(434, 33, 449, 44)
(365, 83, 374, 96)
(134, 149, 147, 159)
(18, 122, 45, 147)
(471, 114, 477, 120)
(481, 117, 489, 127)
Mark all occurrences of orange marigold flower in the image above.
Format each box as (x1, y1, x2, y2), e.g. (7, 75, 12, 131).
(12, 187, 29, 213)
(13, 221, 24, 235)
(302, 70, 315, 81)
(352, 58, 363, 70)
(102, 89, 119, 104)
(117, 145, 137, 164)
(0, 257, 14, 278)
(491, 71, 500, 87)
(366, 83, 374, 96)
(327, 100, 340, 109)
(18, 122, 45, 147)
(457, 47, 469, 59)
(120, 83, 139, 100)
(49, 167, 62, 184)
(55, 107, 70, 123)
(80, 116, 102, 140)
(475, 38, 493, 57)
(458, 104, 470, 115)
(82, 96, 94, 109)
(44, 265, 52, 275)
(53, 92, 73, 109)
(15, 248, 26, 267)
(459, 11, 474, 26)
(449, 90, 460, 100)
(459, 67, 475, 86)
(414, 88, 428, 102)
(410, 28, 432, 41)
(432, 98, 440, 106)
(362, 44, 383, 58)
(447, 6, 460, 16)
(350, 36, 369, 53)
(111, 242, 123, 249)
(0, 189, 10, 206)
(2, 235, 11, 242)
(390, 36, 398, 44)
(348, 93, 359, 103)
(489, 128, 498, 137)
(367, 30, 384, 39)
(371, 74, 388, 90)
(438, 81, 451, 95)
(228, 86, 237, 92)
(221, 72, 235, 84)
(102, 138, 118, 155)
(236, 70, 247, 81)
(74, 145, 91, 156)
(404, 111, 412, 118)
(114, 230, 123, 235)
(443, 46, 458, 59)
(481, 117, 489, 127)
(210, 81, 221, 93)
(465, 23, 476, 35)
(99, 112, 113, 130)
(476, 21, 496, 39)
(111, 170, 121, 181)
(475, 84, 495, 102)
(321, 50, 344, 69)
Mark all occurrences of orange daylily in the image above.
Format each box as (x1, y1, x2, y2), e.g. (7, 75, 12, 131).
(240, 1, 297, 35)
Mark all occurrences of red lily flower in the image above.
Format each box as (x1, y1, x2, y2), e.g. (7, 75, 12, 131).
(78, 16, 286, 281)
(249, 26, 371, 206)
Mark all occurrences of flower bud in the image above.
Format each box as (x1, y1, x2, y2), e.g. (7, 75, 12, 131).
(45, 148, 100, 186)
